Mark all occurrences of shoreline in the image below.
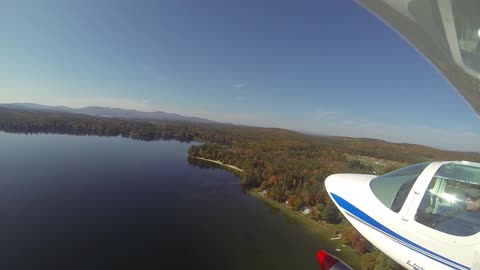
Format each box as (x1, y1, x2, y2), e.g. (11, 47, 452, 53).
(248, 189, 362, 269)
(190, 155, 362, 267)
(160, 149, 363, 266)
(188, 156, 245, 173)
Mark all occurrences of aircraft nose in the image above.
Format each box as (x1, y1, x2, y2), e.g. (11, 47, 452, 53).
(325, 173, 376, 198)
(325, 174, 351, 196)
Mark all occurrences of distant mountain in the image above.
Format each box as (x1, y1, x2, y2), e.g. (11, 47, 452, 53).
(2, 103, 72, 112)
(0, 103, 217, 124)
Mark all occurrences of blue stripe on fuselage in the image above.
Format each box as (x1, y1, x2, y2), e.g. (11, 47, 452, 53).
(330, 193, 470, 270)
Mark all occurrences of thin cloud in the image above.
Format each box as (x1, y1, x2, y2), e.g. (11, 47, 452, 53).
(232, 83, 248, 101)
(232, 83, 246, 89)
(315, 111, 337, 118)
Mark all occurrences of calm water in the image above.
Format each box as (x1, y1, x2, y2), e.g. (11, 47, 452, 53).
(0, 133, 342, 270)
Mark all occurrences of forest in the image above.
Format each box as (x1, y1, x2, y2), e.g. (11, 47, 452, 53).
(2, 107, 480, 269)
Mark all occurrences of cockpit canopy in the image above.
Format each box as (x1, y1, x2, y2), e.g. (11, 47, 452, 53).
(371, 162, 480, 236)
(416, 163, 480, 236)
(370, 162, 430, 212)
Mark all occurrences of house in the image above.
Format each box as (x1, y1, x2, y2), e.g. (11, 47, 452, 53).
(300, 206, 311, 215)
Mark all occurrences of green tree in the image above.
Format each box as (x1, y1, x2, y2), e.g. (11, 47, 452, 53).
(360, 251, 378, 270)
(320, 200, 342, 223)
(375, 252, 403, 270)
(241, 172, 261, 187)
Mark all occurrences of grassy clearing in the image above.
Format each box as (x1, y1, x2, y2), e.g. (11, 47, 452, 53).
(345, 153, 406, 174)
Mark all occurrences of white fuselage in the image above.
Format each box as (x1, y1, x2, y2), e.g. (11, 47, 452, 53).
(325, 161, 480, 270)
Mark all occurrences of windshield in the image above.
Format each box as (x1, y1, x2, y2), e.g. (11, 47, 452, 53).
(415, 163, 480, 236)
(370, 163, 430, 212)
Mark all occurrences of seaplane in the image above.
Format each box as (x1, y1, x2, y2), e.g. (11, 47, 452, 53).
(318, 1, 480, 269)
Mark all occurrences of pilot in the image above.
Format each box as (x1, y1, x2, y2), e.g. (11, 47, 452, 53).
(464, 188, 480, 212)
(434, 188, 480, 236)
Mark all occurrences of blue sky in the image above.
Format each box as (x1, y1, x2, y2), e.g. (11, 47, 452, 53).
(1, 0, 480, 152)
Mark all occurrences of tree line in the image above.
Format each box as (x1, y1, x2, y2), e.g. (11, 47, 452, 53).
(2, 107, 478, 269)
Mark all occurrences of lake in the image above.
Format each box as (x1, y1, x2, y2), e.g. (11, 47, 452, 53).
(0, 132, 351, 269)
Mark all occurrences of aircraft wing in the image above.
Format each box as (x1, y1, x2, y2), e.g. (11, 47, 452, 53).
(356, 0, 480, 117)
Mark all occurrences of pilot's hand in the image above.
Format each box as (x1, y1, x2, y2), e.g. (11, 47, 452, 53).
(466, 197, 480, 212)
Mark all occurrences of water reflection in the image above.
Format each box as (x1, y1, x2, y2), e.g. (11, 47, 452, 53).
(0, 133, 354, 269)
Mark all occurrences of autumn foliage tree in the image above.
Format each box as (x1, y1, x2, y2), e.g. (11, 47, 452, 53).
(341, 226, 371, 255)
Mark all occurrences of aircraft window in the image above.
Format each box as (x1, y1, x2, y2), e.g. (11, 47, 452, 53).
(415, 164, 480, 236)
(452, 1, 480, 73)
(370, 163, 430, 212)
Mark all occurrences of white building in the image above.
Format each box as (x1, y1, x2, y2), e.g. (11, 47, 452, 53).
(300, 206, 311, 215)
